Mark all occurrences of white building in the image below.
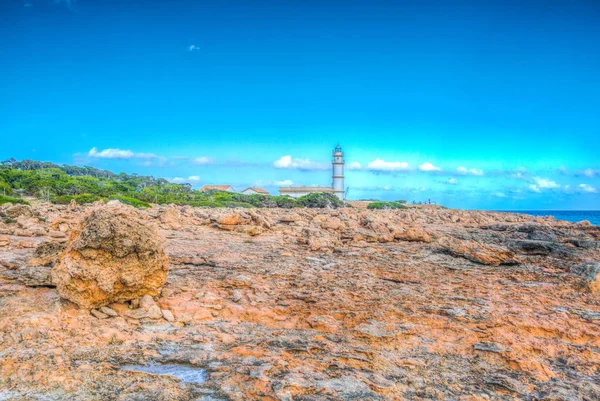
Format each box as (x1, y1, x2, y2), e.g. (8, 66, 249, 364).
(278, 186, 335, 198)
(278, 145, 346, 200)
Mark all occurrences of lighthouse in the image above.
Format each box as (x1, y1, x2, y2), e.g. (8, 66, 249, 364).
(332, 144, 345, 200)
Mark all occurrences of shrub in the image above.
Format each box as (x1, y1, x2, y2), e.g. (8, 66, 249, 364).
(274, 196, 298, 209)
(109, 195, 151, 208)
(51, 195, 73, 205)
(0, 195, 29, 205)
(367, 201, 408, 210)
(0, 181, 11, 195)
(221, 201, 255, 208)
(297, 193, 343, 209)
(74, 194, 103, 204)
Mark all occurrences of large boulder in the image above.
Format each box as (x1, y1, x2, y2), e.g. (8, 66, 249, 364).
(51, 202, 169, 308)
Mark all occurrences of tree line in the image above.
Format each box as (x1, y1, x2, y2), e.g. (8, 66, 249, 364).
(0, 159, 343, 209)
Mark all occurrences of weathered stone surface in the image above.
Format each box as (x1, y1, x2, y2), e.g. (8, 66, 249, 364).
(28, 240, 66, 267)
(18, 265, 53, 287)
(161, 309, 175, 322)
(5, 205, 33, 219)
(51, 202, 169, 308)
(0, 236, 10, 247)
(440, 238, 519, 266)
(217, 212, 241, 226)
(571, 262, 600, 294)
(99, 306, 119, 317)
(393, 227, 432, 242)
(1, 203, 599, 400)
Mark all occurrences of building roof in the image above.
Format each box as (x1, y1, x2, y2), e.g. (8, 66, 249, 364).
(241, 187, 270, 194)
(279, 186, 335, 194)
(199, 185, 234, 192)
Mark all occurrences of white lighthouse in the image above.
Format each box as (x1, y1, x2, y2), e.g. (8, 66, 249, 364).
(332, 144, 345, 200)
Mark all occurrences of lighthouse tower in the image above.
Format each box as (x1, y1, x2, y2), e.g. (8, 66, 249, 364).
(332, 144, 345, 200)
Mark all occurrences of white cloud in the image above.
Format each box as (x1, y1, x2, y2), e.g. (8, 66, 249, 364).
(171, 176, 201, 184)
(192, 156, 214, 165)
(578, 184, 597, 193)
(583, 168, 598, 178)
(529, 177, 560, 193)
(88, 147, 167, 165)
(456, 166, 483, 176)
(367, 158, 410, 172)
(419, 162, 442, 172)
(348, 161, 362, 170)
(273, 155, 328, 170)
(88, 147, 134, 159)
(189, 45, 199, 51)
(447, 177, 458, 185)
(494, 192, 507, 198)
(534, 177, 560, 189)
(275, 179, 294, 186)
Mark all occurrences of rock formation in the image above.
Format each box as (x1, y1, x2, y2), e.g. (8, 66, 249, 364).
(51, 201, 169, 308)
(0, 203, 598, 400)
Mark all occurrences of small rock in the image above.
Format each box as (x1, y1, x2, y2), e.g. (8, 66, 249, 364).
(91, 309, 109, 319)
(0, 236, 10, 247)
(99, 306, 118, 317)
(139, 294, 157, 311)
(147, 304, 163, 319)
(48, 230, 67, 239)
(231, 290, 242, 303)
(161, 309, 175, 322)
(125, 308, 148, 320)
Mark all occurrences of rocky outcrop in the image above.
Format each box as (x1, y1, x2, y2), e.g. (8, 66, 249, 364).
(5, 204, 33, 219)
(439, 238, 519, 266)
(1, 204, 599, 400)
(51, 202, 169, 308)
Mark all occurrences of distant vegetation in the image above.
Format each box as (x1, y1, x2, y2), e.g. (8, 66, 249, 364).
(0, 159, 344, 209)
(367, 200, 408, 210)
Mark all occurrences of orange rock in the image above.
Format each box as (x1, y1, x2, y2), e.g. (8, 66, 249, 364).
(217, 212, 241, 226)
(440, 238, 519, 266)
(51, 202, 169, 308)
(393, 227, 432, 242)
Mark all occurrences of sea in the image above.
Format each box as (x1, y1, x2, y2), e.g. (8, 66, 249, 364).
(499, 210, 600, 226)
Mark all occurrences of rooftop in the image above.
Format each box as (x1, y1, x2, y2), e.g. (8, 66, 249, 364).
(242, 187, 270, 194)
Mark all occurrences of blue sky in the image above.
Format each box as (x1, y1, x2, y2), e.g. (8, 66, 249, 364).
(1, 0, 599, 209)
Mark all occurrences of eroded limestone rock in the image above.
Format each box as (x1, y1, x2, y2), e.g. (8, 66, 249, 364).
(51, 202, 169, 308)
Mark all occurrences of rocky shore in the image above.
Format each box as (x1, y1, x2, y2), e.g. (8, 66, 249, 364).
(1, 201, 599, 400)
